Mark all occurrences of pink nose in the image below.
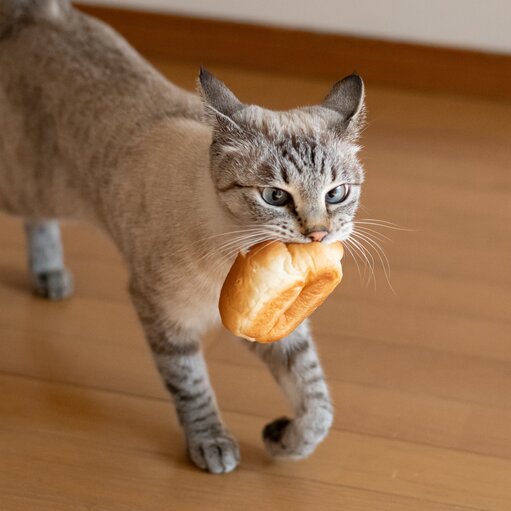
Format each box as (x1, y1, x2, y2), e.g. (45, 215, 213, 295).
(308, 230, 328, 242)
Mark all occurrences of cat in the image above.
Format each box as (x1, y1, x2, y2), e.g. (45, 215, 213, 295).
(0, 0, 365, 473)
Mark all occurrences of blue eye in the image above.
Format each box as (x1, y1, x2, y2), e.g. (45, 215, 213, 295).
(325, 184, 350, 204)
(261, 187, 291, 206)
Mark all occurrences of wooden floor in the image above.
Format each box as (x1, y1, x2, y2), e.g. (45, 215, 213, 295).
(1, 54, 511, 511)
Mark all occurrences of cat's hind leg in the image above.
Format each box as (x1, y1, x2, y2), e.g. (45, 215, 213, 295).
(246, 320, 333, 460)
(25, 220, 74, 300)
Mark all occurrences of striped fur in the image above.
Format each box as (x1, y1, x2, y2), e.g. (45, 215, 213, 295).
(248, 321, 333, 459)
(131, 283, 239, 474)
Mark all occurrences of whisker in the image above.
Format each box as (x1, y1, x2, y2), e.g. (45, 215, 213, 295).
(173, 225, 281, 255)
(356, 218, 403, 226)
(215, 231, 275, 252)
(174, 222, 289, 285)
(342, 239, 363, 283)
(352, 230, 392, 277)
(347, 236, 376, 290)
(354, 225, 392, 243)
(171, 234, 275, 290)
(224, 236, 272, 259)
(352, 230, 396, 295)
(249, 239, 280, 259)
(351, 236, 377, 290)
(188, 236, 268, 271)
(197, 232, 273, 266)
(354, 219, 414, 232)
(201, 233, 267, 257)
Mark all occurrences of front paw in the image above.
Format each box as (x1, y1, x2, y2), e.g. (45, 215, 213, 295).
(263, 411, 333, 460)
(187, 430, 240, 474)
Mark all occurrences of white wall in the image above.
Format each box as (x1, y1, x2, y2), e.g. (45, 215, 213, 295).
(78, 0, 511, 54)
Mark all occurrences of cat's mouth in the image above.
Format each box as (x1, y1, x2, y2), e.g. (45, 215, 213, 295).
(266, 227, 351, 246)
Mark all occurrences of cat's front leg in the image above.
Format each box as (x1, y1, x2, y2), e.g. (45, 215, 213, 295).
(130, 284, 240, 474)
(247, 320, 333, 460)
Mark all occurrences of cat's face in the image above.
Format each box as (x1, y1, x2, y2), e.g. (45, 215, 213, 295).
(200, 69, 365, 246)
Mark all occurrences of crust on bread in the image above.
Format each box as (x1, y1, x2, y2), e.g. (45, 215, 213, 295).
(219, 241, 343, 343)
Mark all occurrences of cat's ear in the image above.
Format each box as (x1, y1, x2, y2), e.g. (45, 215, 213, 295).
(321, 73, 365, 140)
(198, 67, 245, 132)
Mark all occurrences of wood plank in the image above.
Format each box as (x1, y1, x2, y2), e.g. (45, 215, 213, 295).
(2, 319, 511, 461)
(209, 332, 511, 410)
(1, 373, 509, 510)
(0, 430, 474, 511)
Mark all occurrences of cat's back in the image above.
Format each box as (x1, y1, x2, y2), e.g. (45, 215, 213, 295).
(0, 0, 202, 120)
(0, 0, 205, 218)
(1, 1, 141, 89)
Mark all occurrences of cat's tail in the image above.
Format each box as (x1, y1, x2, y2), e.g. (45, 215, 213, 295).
(0, 0, 70, 37)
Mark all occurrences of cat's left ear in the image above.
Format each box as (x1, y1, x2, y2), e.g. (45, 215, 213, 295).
(321, 73, 366, 140)
(198, 67, 245, 132)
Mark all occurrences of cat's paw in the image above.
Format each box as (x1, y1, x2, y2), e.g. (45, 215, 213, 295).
(32, 268, 74, 300)
(263, 413, 332, 460)
(187, 431, 240, 474)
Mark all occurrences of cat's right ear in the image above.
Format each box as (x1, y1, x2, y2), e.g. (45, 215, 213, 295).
(198, 67, 245, 132)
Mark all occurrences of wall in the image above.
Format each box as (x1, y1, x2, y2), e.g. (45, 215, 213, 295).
(77, 0, 511, 54)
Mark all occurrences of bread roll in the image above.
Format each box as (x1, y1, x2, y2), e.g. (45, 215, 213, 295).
(219, 241, 343, 343)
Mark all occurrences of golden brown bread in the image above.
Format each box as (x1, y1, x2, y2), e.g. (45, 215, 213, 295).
(219, 241, 344, 343)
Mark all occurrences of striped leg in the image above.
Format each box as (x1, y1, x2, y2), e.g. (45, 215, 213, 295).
(24, 220, 73, 300)
(130, 286, 240, 474)
(247, 320, 333, 459)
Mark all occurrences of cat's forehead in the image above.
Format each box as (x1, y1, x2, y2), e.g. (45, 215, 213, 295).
(238, 105, 329, 138)
(230, 105, 361, 185)
(237, 106, 350, 162)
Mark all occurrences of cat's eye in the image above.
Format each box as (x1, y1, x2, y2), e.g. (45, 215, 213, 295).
(261, 187, 291, 207)
(325, 184, 350, 204)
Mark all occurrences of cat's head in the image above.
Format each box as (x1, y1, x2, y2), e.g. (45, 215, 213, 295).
(199, 68, 365, 246)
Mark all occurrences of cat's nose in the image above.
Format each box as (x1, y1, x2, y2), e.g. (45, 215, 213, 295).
(307, 230, 329, 242)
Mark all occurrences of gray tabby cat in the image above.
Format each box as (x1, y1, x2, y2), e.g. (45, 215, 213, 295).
(0, 0, 365, 473)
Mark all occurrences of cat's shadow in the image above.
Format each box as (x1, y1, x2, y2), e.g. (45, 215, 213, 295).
(32, 341, 185, 455)
(0, 271, 183, 466)
(0, 262, 31, 294)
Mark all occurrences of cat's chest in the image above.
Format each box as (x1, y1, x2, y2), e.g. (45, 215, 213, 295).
(163, 259, 230, 333)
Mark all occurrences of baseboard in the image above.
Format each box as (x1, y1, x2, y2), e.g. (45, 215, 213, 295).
(75, 4, 511, 101)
